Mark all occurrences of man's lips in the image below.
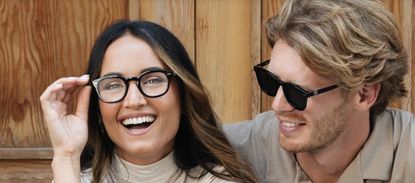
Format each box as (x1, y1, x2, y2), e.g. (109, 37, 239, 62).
(281, 121, 304, 127)
(277, 115, 307, 125)
(277, 116, 306, 135)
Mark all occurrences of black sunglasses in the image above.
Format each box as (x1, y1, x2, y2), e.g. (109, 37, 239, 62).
(254, 60, 339, 111)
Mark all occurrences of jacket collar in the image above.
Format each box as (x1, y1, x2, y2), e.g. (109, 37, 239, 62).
(338, 110, 393, 182)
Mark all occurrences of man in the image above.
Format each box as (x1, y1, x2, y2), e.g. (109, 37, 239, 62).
(225, 0, 415, 182)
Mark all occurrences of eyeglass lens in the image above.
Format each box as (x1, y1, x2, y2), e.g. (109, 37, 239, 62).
(95, 71, 171, 102)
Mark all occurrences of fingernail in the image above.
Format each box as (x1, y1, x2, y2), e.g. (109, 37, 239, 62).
(80, 74, 90, 80)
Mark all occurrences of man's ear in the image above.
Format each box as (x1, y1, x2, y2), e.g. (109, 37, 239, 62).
(353, 83, 381, 111)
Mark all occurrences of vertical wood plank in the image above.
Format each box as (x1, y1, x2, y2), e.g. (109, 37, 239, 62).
(400, 0, 413, 113)
(137, 0, 195, 62)
(251, 0, 262, 117)
(410, 0, 415, 113)
(0, 0, 128, 180)
(128, 0, 140, 20)
(0, 0, 127, 150)
(196, 0, 254, 122)
(260, 0, 286, 112)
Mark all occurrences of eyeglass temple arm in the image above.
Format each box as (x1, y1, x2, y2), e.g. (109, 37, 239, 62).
(255, 60, 271, 68)
(309, 85, 339, 96)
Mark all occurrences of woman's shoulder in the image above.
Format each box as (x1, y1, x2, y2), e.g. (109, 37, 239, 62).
(80, 168, 93, 182)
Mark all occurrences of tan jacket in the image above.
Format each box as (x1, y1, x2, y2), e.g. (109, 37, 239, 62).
(224, 109, 415, 183)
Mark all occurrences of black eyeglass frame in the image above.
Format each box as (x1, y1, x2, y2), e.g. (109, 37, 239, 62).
(92, 69, 175, 103)
(254, 60, 339, 110)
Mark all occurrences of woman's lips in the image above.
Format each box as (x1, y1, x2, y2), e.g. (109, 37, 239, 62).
(120, 115, 157, 136)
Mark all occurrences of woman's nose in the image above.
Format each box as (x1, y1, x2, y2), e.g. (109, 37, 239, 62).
(122, 82, 147, 109)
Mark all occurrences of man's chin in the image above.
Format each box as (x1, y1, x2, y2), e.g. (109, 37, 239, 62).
(281, 143, 301, 152)
(279, 138, 311, 153)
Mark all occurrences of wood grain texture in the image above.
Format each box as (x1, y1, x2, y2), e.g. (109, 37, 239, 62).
(1, 0, 415, 182)
(137, 0, 195, 62)
(0, 0, 128, 181)
(128, 0, 140, 20)
(0, 160, 52, 183)
(412, 0, 415, 113)
(196, 0, 255, 123)
(398, 0, 413, 113)
(400, 0, 413, 113)
(0, 148, 52, 160)
(0, 0, 127, 153)
(250, 0, 262, 117)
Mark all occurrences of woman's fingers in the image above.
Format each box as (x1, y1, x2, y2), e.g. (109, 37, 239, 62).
(51, 75, 89, 87)
(40, 75, 90, 120)
(58, 83, 82, 103)
(41, 75, 90, 102)
(40, 83, 61, 102)
(75, 85, 91, 121)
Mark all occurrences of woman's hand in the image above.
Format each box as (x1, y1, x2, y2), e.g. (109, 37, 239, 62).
(40, 75, 91, 158)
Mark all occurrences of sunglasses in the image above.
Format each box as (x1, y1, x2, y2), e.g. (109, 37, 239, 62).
(254, 60, 339, 111)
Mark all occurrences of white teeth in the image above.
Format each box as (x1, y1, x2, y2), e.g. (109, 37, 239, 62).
(122, 116, 155, 126)
(282, 122, 299, 128)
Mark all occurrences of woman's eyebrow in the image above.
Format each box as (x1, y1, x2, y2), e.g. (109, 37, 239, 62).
(102, 72, 122, 77)
(101, 67, 165, 77)
(140, 67, 165, 73)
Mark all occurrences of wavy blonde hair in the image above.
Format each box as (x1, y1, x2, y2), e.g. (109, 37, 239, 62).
(266, 0, 408, 116)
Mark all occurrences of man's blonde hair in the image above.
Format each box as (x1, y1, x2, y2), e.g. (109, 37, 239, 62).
(266, 0, 408, 116)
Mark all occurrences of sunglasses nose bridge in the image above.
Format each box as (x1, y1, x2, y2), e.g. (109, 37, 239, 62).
(272, 86, 295, 112)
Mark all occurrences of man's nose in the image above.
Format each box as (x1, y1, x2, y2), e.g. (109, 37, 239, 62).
(272, 87, 294, 112)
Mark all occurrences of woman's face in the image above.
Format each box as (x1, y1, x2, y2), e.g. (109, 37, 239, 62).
(98, 34, 181, 165)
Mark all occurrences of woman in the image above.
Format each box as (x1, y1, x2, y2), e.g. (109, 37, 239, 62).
(40, 20, 258, 183)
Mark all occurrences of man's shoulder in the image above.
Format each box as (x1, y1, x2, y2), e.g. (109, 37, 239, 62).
(383, 108, 414, 124)
(224, 111, 277, 144)
(379, 108, 414, 135)
(223, 111, 289, 181)
(376, 109, 415, 182)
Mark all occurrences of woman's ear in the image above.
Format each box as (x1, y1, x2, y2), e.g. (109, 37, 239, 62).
(353, 83, 381, 111)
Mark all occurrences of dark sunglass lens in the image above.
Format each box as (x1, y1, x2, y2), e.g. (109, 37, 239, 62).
(255, 69, 279, 96)
(283, 84, 307, 110)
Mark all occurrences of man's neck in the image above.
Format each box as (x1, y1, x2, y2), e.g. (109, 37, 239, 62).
(295, 115, 371, 183)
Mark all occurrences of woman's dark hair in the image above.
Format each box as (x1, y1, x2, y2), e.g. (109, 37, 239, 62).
(81, 20, 258, 183)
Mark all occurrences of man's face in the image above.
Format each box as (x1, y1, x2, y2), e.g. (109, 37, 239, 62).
(268, 40, 354, 152)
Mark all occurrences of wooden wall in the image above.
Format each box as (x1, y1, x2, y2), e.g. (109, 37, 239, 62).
(0, 0, 413, 182)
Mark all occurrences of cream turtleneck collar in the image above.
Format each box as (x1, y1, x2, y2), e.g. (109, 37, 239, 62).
(80, 152, 230, 183)
(113, 151, 181, 182)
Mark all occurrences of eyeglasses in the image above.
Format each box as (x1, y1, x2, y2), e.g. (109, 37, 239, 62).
(254, 60, 339, 111)
(92, 69, 175, 103)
